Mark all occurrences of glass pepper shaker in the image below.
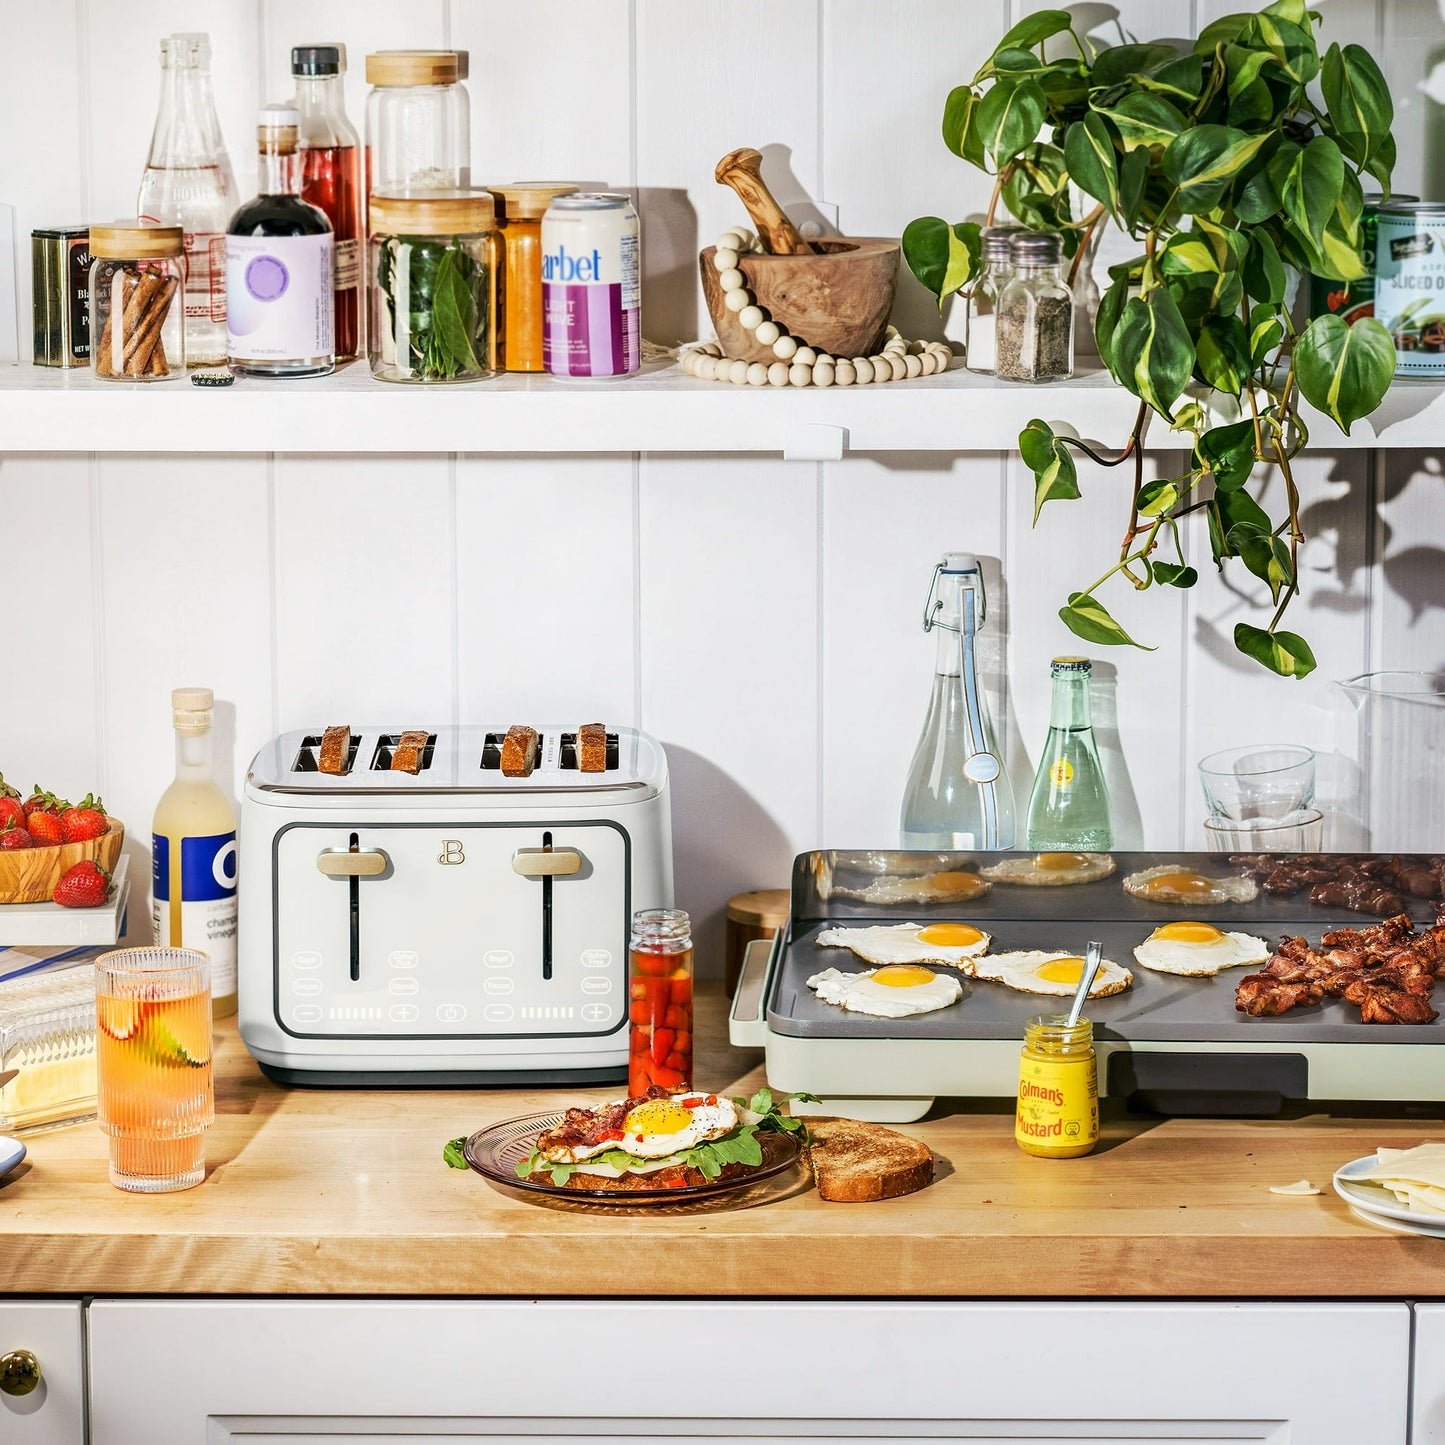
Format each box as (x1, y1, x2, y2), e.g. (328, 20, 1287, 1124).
(628, 908, 693, 1095)
(996, 230, 1074, 383)
(965, 225, 1021, 376)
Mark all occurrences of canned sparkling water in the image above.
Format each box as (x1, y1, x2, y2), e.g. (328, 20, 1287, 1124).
(1307, 193, 1415, 328)
(1376, 202, 1445, 375)
(542, 192, 640, 377)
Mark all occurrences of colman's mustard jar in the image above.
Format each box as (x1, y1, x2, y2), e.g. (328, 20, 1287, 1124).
(1015, 1012, 1098, 1158)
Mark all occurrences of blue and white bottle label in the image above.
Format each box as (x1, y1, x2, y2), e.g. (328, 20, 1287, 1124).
(226, 233, 333, 361)
(152, 831, 239, 998)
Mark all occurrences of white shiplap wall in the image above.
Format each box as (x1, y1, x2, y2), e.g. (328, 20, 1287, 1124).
(0, 0, 1442, 973)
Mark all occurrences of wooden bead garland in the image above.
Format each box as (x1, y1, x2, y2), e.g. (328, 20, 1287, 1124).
(682, 228, 954, 387)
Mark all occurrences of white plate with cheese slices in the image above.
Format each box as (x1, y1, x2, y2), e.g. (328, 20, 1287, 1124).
(1334, 1154, 1445, 1234)
(0, 1135, 25, 1181)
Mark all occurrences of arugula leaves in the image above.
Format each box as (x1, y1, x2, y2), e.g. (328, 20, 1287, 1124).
(443, 1136, 468, 1170)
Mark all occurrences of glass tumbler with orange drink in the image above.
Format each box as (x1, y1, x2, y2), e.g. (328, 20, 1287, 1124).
(95, 947, 214, 1192)
(628, 909, 693, 1095)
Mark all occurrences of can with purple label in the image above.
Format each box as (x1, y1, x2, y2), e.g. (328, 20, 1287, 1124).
(542, 192, 640, 377)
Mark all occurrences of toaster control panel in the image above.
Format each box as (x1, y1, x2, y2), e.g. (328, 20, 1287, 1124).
(271, 820, 630, 1039)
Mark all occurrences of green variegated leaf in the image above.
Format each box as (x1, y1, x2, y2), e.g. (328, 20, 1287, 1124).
(1136, 477, 1184, 516)
(942, 86, 985, 166)
(1219, 488, 1272, 543)
(1295, 314, 1395, 435)
(1197, 419, 1258, 491)
(1161, 125, 1272, 213)
(1224, 43, 1274, 103)
(1366, 131, 1396, 191)
(1194, 13, 1252, 55)
(1138, 54, 1205, 104)
(1242, 231, 1285, 305)
(1269, 135, 1343, 246)
(1234, 149, 1282, 223)
(1234, 624, 1317, 678)
(1019, 419, 1082, 524)
(1060, 593, 1155, 650)
(1248, 304, 1285, 367)
(1094, 274, 1132, 377)
(1235, 527, 1293, 603)
(901, 218, 982, 310)
(1092, 93, 1187, 152)
(1152, 561, 1199, 587)
(1092, 43, 1179, 90)
(1064, 113, 1121, 217)
(977, 77, 1047, 168)
(1112, 289, 1195, 421)
(1262, 0, 1309, 23)
(1117, 146, 1150, 232)
(1322, 43, 1393, 169)
(987, 9, 1072, 63)
(1196, 315, 1251, 395)
(1243, 14, 1319, 85)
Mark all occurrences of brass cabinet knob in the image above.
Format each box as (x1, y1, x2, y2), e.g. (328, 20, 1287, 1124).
(0, 1348, 40, 1396)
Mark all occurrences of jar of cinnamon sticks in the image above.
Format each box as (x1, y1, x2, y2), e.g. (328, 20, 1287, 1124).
(88, 223, 186, 380)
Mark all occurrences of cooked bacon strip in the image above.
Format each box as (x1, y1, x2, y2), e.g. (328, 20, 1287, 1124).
(535, 1084, 671, 1153)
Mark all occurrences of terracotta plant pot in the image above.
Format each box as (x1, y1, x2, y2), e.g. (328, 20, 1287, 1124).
(699, 238, 900, 365)
(0, 819, 125, 904)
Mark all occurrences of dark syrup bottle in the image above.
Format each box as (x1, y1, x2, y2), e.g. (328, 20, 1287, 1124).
(291, 44, 362, 359)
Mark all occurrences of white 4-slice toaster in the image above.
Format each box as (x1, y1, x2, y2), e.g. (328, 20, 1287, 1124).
(237, 725, 672, 1085)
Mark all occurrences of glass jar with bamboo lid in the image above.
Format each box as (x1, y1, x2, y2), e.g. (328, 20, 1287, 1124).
(364, 50, 470, 195)
(488, 183, 578, 372)
(88, 222, 186, 381)
(368, 190, 498, 383)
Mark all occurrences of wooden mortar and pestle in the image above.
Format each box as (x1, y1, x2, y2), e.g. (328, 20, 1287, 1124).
(699, 148, 899, 365)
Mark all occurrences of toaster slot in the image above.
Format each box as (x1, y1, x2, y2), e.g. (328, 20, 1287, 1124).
(559, 732, 620, 770)
(294, 734, 360, 774)
(370, 733, 438, 772)
(479, 733, 508, 769)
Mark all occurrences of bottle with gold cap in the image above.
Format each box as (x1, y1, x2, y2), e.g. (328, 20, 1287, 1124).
(1025, 656, 1112, 851)
(152, 689, 239, 1017)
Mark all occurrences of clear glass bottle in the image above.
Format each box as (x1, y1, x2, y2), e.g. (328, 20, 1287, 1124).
(1026, 657, 1112, 850)
(365, 51, 471, 195)
(292, 45, 363, 360)
(996, 230, 1074, 382)
(1016, 1014, 1097, 1159)
(628, 909, 693, 1095)
(900, 552, 1017, 850)
(226, 106, 335, 378)
(152, 688, 238, 1018)
(137, 33, 238, 366)
(88, 223, 186, 381)
(965, 225, 1020, 376)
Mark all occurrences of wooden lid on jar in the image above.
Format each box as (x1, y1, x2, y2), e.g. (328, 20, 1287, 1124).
(487, 183, 580, 221)
(88, 222, 184, 259)
(370, 190, 496, 237)
(365, 50, 468, 86)
(725, 888, 790, 928)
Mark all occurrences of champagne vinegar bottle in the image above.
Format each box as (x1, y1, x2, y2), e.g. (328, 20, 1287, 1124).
(1025, 657, 1113, 850)
(900, 553, 1017, 850)
(152, 689, 239, 1016)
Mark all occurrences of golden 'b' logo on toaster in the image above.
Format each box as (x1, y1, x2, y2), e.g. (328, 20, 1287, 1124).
(438, 840, 465, 865)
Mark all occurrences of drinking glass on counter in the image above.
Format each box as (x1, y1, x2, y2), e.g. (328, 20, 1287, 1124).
(95, 947, 213, 1193)
(1203, 807, 1325, 854)
(1197, 744, 1316, 822)
(628, 909, 693, 1095)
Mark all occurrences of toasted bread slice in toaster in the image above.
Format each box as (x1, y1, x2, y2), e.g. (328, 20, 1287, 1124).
(390, 730, 429, 774)
(578, 722, 607, 773)
(500, 725, 539, 778)
(318, 725, 352, 775)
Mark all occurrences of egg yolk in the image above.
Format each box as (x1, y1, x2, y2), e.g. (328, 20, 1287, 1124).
(1142, 872, 1216, 899)
(872, 964, 940, 988)
(1035, 852, 1089, 871)
(1036, 956, 1086, 984)
(1155, 921, 1224, 943)
(624, 1100, 694, 1135)
(917, 922, 984, 947)
(926, 871, 984, 899)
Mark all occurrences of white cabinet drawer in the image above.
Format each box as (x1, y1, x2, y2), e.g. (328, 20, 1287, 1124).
(88, 1300, 1408, 1444)
(1413, 1304, 1445, 1441)
(0, 1300, 85, 1445)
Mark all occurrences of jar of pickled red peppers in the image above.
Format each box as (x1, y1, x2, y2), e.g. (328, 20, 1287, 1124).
(628, 908, 693, 1095)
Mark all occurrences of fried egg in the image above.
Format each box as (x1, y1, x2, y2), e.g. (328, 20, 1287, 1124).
(830, 869, 991, 906)
(807, 964, 963, 1017)
(815, 921, 991, 969)
(1132, 920, 1270, 976)
(1121, 865, 1258, 906)
(540, 1093, 737, 1163)
(974, 951, 1133, 997)
(979, 852, 1117, 886)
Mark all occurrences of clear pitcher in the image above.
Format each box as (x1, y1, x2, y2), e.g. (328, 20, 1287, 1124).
(1334, 671, 1445, 851)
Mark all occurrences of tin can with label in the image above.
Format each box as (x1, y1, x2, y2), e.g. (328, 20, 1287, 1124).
(32, 225, 92, 366)
(1375, 201, 1445, 375)
(1307, 193, 1415, 328)
(542, 192, 640, 377)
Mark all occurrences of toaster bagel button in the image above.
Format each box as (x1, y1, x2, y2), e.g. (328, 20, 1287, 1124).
(292, 950, 322, 969)
(483, 950, 514, 969)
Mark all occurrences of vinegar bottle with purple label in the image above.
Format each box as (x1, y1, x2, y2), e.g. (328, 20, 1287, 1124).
(226, 105, 334, 377)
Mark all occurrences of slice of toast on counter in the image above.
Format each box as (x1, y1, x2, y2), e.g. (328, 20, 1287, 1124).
(500, 725, 539, 777)
(318, 725, 352, 775)
(577, 722, 607, 772)
(807, 1117, 934, 1202)
(390, 730, 429, 774)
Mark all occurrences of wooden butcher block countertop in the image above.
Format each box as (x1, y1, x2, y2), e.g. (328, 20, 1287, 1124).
(4, 985, 1445, 1298)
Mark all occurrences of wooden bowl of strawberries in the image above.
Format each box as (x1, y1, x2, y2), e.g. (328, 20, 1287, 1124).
(0, 780, 124, 905)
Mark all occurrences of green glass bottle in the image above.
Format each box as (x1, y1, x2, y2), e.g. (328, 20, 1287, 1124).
(1025, 657, 1112, 850)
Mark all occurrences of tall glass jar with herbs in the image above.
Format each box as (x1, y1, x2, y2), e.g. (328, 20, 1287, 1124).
(368, 190, 496, 383)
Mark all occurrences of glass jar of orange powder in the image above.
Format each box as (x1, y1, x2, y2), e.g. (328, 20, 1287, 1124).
(628, 908, 693, 1095)
(488, 182, 578, 371)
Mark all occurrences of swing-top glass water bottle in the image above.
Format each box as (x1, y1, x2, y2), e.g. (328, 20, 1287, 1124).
(900, 552, 1017, 850)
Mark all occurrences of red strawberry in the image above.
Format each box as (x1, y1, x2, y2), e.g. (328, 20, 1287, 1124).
(53, 860, 112, 908)
(27, 810, 65, 847)
(24, 787, 65, 817)
(0, 773, 22, 831)
(0, 820, 32, 850)
(60, 793, 109, 844)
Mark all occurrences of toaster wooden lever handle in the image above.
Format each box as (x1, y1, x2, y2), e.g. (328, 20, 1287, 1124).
(317, 849, 388, 877)
(512, 847, 583, 877)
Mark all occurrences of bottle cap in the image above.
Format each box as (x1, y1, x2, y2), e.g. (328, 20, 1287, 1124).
(486, 183, 581, 221)
(171, 687, 214, 734)
(940, 551, 979, 573)
(259, 104, 300, 127)
(1051, 656, 1092, 672)
(1010, 230, 1065, 264)
(365, 50, 468, 86)
(981, 225, 1022, 262)
(88, 222, 184, 259)
(292, 44, 345, 76)
(161, 33, 211, 67)
(370, 189, 496, 237)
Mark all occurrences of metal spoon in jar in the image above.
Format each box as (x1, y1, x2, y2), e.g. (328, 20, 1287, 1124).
(1065, 940, 1103, 1029)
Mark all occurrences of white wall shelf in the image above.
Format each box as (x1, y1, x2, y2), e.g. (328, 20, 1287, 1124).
(3, 359, 1438, 456)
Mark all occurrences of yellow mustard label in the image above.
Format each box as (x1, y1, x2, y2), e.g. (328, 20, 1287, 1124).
(1049, 757, 1074, 788)
(1015, 1053, 1097, 1156)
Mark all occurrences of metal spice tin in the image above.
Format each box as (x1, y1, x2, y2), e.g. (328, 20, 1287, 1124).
(1307, 193, 1415, 328)
(31, 225, 92, 366)
(1375, 201, 1445, 376)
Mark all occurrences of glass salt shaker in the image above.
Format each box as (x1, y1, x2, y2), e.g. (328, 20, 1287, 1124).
(996, 230, 1074, 383)
(965, 225, 1021, 376)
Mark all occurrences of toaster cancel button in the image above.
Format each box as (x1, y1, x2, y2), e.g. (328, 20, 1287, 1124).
(292, 977, 323, 997)
(580, 976, 613, 996)
(389, 977, 420, 997)
(483, 977, 515, 996)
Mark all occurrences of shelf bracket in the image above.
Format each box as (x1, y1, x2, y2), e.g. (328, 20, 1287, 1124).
(783, 423, 847, 462)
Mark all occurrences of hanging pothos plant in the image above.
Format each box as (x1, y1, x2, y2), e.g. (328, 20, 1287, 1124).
(903, 0, 1397, 678)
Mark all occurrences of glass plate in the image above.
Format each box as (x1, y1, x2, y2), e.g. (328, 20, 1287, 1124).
(464, 1110, 804, 1204)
